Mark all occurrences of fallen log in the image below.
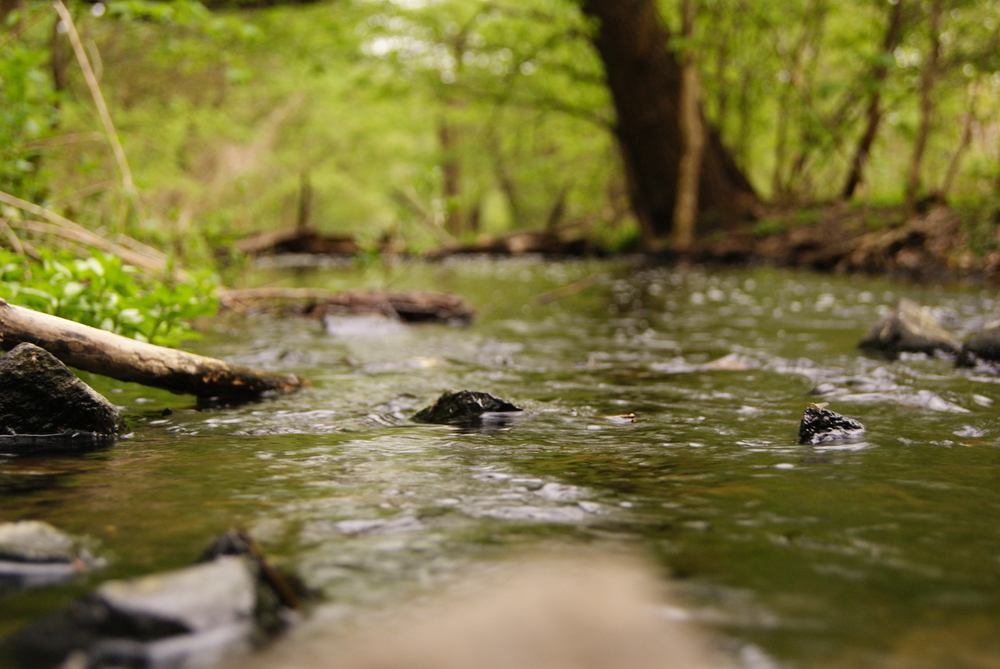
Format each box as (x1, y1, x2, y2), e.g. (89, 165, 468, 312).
(0, 299, 308, 399)
(219, 288, 475, 325)
(235, 226, 361, 256)
(425, 230, 601, 258)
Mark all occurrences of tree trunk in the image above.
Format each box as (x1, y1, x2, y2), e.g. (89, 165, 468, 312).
(671, 0, 704, 252)
(939, 82, 977, 201)
(0, 300, 308, 399)
(905, 0, 943, 215)
(841, 0, 905, 200)
(579, 0, 758, 240)
(438, 119, 463, 235)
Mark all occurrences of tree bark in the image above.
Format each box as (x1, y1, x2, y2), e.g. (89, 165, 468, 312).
(841, 0, 905, 200)
(579, 0, 758, 240)
(0, 300, 308, 399)
(905, 0, 943, 215)
(672, 0, 704, 252)
(939, 82, 977, 201)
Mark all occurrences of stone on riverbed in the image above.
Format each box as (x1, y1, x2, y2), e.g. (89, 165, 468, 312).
(413, 390, 522, 427)
(0, 521, 103, 592)
(798, 404, 866, 445)
(858, 298, 960, 360)
(957, 320, 1000, 369)
(0, 343, 125, 453)
(4, 531, 294, 669)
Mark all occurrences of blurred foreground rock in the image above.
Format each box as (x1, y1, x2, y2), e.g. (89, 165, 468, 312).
(4, 531, 295, 669)
(0, 521, 103, 592)
(0, 343, 124, 454)
(859, 299, 960, 360)
(234, 555, 734, 669)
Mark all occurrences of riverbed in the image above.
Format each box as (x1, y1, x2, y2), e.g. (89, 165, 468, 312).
(2, 257, 1000, 668)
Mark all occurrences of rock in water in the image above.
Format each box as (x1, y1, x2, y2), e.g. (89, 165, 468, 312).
(957, 320, 1000, 369)
(4, 532, 294, 669)
(0, 521, 103, 592)
(0, 343, 125, 439)
(858, 298, 960, 360)
(413, 391, 522, 426)
(798, 404, 866, 445)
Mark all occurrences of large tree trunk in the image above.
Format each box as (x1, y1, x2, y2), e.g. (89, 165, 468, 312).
(0, 300, 308, 400)
(580, 0, 758, 240)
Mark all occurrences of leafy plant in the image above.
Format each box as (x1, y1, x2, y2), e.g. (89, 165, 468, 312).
(0, 248, 218, 347)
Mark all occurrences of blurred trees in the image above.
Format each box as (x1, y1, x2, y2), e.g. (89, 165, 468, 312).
(1, 0, 1000, 258)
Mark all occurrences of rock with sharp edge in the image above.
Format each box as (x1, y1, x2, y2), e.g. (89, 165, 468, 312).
(413, 390, 522, 427)
(798, 404, 866, 445)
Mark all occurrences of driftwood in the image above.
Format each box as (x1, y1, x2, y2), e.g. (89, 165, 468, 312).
(0, 299, 308, 399)
(218, 288, 475, 325)
(427, 231, 601, 258)
(235, 226, 361, 256)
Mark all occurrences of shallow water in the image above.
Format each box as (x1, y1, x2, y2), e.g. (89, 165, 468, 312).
(3, 258, 1000, 668)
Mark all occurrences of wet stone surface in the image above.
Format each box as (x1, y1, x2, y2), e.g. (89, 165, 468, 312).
(0, 344, 125, 449)
(412, 390, 523, 427)
(0, 521, 103, 593)
(798, 404, 867, 446)
(958, 319, 1000, 369)
(5, 534, 292, 669)
(858, 298, 960, 360)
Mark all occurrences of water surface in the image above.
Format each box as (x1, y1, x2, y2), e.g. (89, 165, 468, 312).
(3, 258, 1000, 668)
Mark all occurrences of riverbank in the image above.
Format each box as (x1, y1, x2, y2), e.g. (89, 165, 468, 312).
(686, 203, 1000, 284)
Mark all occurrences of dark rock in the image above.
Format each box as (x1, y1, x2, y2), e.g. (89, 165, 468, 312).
(4, 532, 294, 669)
(957, 320, 1000, 369)
(858, 298, 960, 360)
(0, 343, 125, 439)
(798, 404, 866, 445)
(0, 521, 104, 592)
(413, 391, 522, 426)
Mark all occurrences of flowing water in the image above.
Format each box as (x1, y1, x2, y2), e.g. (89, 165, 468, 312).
(3, 258, 1000, 668)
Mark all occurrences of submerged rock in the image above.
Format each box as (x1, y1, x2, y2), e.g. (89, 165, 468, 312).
(0, 521, 103, 592)
(413, 391, 522, 427)
(859, 299, 960, 360)
(798, 404, 866, 445)
(957, 320, 1000, 369)
(4, 530, 294, 669)
(0, 344, 125, 452)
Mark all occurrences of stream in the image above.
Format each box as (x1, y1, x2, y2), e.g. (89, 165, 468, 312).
(3, 257, 1000, 668)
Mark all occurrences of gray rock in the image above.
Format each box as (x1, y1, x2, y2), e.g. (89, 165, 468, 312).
(859, 299, 960, 360)
(798, 404, 866, 445)
(957, 319, 1000, 369)
(0, 521, 104, 592)
(0, 521, 78, 563)
(0, 343, 125, 439)
(413, 390, 522, 426)
(4, 532, 295, 669)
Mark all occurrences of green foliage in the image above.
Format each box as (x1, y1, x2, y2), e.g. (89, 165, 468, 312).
(2, 0, 1000, 265)
(0, 17, 60, 203)
(0, 249, 218, 347)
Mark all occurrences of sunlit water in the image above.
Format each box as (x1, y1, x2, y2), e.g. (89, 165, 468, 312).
(3, 258, 1000, 668)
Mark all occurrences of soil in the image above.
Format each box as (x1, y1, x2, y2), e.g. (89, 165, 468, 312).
(690, 203, 1000, 283)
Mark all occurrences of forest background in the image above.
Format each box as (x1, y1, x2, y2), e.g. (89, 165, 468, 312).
(2, 0, 1000, 340)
